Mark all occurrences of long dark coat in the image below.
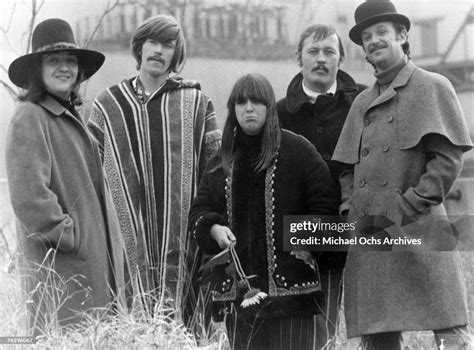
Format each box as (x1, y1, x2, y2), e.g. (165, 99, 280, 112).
(189, 129, 339, 321)
(332, 61, 473, 337)
(277, 70, 366, 272)
(6, 96, 126, 334)
(277, 70, 366, 199)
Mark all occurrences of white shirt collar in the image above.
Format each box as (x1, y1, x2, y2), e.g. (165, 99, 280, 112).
(302, 79, 337, 103)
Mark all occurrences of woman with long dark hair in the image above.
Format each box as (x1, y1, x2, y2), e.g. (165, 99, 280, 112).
(6, 19, 126, 335)
(189, 73, 339, 349)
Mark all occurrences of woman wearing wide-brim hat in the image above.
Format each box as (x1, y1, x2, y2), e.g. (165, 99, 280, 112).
(6, 18, 127, 336)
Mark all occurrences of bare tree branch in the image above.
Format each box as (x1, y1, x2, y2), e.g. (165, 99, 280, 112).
(25, 0, 37, 54)
(0, 3, 21, 56)
(25, 0, 44, 54)
(0, 2, 16, 33)
(0, 228, 12, 261)
(0, 62, 17, 98)
(37, 0, 45, 13)
(0, 80, 18, 100)
(83, 0, 120, 49)
(0, 64, 9, 76)
(0, 1, 43, 99)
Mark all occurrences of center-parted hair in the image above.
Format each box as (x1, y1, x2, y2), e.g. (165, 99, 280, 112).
(19, 53, 84, 105)
(131, 14, 186, 72)
(296, 24, 345, 66)
(221, 73, 281, 173)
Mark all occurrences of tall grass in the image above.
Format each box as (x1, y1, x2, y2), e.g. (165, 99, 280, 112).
(0, 256, 228, 348)
(0, 212, 228, 349)
(0, 210, 473, 349)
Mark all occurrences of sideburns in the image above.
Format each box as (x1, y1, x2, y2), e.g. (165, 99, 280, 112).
(136, 52, 142, 70)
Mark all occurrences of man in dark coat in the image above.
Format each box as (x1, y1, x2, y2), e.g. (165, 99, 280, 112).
(276, 24, 366, 349)
(332, 1, 473, 349)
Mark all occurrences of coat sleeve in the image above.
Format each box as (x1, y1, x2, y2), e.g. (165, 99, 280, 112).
(87, 101, 106, 163)
(339, 168, 355, 216)
(6, 104, 76, 253)
(400, 133, 464, 214)
(189, 160, 226, 255)
(299, 138, 345, 268)
(197, 96, 222, 182)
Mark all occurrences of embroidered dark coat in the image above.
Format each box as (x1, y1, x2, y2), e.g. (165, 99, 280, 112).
(189, 129, 339, 321)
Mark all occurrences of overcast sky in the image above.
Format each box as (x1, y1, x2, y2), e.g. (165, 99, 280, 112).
(1, 0, 108, 60)
(1, 0, 473, 59)
(1, 0, 473, 95)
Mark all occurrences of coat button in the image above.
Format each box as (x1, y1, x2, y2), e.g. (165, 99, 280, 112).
(322, 152, 331, 160)
(381, 180, 388, 186)
(316, 126, 324, 133)
(364, 119, 370, 126)
(361, 148, 369, 157)
(387, 116, 394, 123)
(359, 180, 366, 187)
(358, 212, 366, 218)
(382, 145, 390, 152)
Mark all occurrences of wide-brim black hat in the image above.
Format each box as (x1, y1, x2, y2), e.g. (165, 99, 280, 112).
(349, 0, 410, 46)
(8, 18, 105, 89)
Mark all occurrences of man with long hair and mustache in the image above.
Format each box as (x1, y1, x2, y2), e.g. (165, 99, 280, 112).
(88, 14, 221, 326)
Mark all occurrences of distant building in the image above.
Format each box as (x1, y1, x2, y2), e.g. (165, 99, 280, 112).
(75, 0, 365, 61)
(75, 0, 474, 92)
(410, 6, 474, 93)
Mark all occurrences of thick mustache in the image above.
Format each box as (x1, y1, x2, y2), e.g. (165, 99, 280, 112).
(147, 55, 165, 64)
(312, 65, 328, 73)
(369, 43, 387, 53)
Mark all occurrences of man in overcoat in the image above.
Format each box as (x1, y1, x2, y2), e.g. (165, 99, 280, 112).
(276, 24, 366, 349)
(332, 0, 473, 349)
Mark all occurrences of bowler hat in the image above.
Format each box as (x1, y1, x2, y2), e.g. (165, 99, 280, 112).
(349, 0, 410, 45)
(8, 18, 105, 89)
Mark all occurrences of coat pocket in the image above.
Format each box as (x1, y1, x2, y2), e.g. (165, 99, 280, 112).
(396, 191, 457, 251)
(396, 190, 422, 216)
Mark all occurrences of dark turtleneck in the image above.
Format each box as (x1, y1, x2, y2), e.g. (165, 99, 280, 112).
(374, 55, 408, 93)
(49, 93, 77, 117)
(234, 127, 263, 158)
(232, 127, 268, 295)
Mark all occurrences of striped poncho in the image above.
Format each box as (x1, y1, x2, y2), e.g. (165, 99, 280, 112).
(88, 77, 221, 316)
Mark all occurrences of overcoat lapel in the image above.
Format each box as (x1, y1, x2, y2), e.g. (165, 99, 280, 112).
(366, 62, 416, 112)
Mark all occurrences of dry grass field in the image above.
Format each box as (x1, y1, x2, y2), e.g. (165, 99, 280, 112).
(1, 207, 473, 349)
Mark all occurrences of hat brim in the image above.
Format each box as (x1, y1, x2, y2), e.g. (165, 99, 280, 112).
(8, 48, 105, 89)
(349, 13, 411, 45)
